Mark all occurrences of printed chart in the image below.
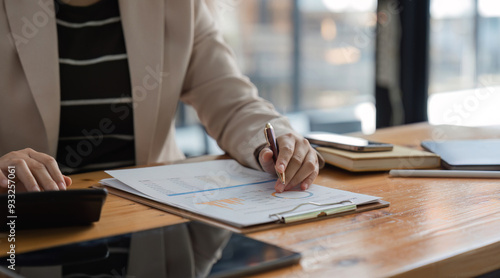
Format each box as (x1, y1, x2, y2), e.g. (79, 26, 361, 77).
(105, 160, 381, 226)
(197, 197, 245, 210)
(271, 190, 314, 199)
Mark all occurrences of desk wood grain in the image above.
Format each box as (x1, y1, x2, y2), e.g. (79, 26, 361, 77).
(0, 170, 187, 254)
(0, 155, 223, 254)
(2, 123, 500, 277)
(249, 123, 500, 277)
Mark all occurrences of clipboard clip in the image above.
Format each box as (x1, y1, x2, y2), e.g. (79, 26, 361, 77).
(269, 200, 356, 223)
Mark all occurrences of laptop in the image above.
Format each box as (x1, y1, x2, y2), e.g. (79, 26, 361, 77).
(421, 139, 500, 170)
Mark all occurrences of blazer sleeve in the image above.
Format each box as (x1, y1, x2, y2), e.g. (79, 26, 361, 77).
(180, 0, 298, 170)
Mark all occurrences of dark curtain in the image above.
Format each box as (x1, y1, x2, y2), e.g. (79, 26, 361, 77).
(375, 0, 430, 128)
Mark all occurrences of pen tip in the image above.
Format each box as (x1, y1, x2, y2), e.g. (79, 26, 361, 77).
(265, 123, 272, 129)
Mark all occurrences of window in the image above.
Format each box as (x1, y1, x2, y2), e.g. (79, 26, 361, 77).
(428, 0, 500, 126)
(176, 0, 378, 156)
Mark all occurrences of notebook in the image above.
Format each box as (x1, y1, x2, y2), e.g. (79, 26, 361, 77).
(421, 139, 500, 170)
(316, 145, 440, 172)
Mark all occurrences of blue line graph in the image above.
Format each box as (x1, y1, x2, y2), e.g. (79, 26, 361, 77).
(167, 179, 275, 196)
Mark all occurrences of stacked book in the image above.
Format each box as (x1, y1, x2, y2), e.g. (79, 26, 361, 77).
(316, 145, 440, 172)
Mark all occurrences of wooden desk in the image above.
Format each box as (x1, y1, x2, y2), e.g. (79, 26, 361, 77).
(2, 123, 500, 277)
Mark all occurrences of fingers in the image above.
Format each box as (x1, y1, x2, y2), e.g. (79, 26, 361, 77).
(273, 134, 319, 192)
(275, 134, 295, 175)
(0, 170, 7, 188)
(284, 149, 319, 191)
(64, 176, 73, 187)
(259, 147, 277, 174)
(24, 158, 59, 191)
(27, 149, 66, 190)
(0, 148, 66, 192)
(10, 158, 40, 192)
(300, 171, 317, 191)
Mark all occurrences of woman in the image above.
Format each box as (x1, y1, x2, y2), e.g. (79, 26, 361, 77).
(0, 0, 322, 192)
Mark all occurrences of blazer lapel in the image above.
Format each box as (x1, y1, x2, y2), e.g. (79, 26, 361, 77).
(119, 0, 165, 165)
(5, 0, 60, 156)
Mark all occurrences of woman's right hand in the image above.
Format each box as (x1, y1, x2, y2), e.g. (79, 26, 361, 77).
(0, 148, 71, 192)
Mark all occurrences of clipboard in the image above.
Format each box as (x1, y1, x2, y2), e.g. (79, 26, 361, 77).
(96, 184, 390, 234)
(269, 200, 357, 223)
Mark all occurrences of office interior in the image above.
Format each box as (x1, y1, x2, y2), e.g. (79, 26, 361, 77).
(175, 0, 500, 157)
(3, 0, 500, 277)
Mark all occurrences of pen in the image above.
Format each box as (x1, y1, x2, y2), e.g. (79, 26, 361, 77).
(389, 169, 500, 178)
(264, 123, 286, 184)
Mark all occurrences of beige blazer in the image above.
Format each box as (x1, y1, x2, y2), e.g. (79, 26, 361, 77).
(0, 0, 296, 170)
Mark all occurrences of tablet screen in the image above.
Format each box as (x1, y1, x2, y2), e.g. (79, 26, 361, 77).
(0, 221, 300, 278)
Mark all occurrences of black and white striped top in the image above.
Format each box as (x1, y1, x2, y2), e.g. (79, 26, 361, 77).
(55, 0, 135, 174)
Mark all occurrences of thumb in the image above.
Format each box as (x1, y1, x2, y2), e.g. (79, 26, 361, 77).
(63, 175, 72, 188)
(259, 147, 276, 174)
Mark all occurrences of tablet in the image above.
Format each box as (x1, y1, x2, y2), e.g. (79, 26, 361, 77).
(0, 188, 107, 231)
(0, 221, 301, 278)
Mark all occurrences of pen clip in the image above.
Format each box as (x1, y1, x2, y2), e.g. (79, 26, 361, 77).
(264, 123, 275, 148)
(269, 199, 355, 223)
(264, 128, 271, 146)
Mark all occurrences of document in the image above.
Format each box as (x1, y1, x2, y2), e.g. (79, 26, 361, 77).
(102, 160, 381, 227)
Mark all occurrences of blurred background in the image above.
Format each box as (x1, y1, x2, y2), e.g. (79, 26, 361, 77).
(175, 0, 500, 157)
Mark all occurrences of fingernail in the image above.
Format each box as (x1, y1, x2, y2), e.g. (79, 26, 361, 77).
(303, 183, 309, 190)
(276, 184, 285, 193)
(278, 163, 285, 172)
(59, 182, 67, 190)
(1, 179, 7, 188)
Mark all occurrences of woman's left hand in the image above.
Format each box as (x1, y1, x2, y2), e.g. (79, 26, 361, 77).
(258, 133, 319, 192)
